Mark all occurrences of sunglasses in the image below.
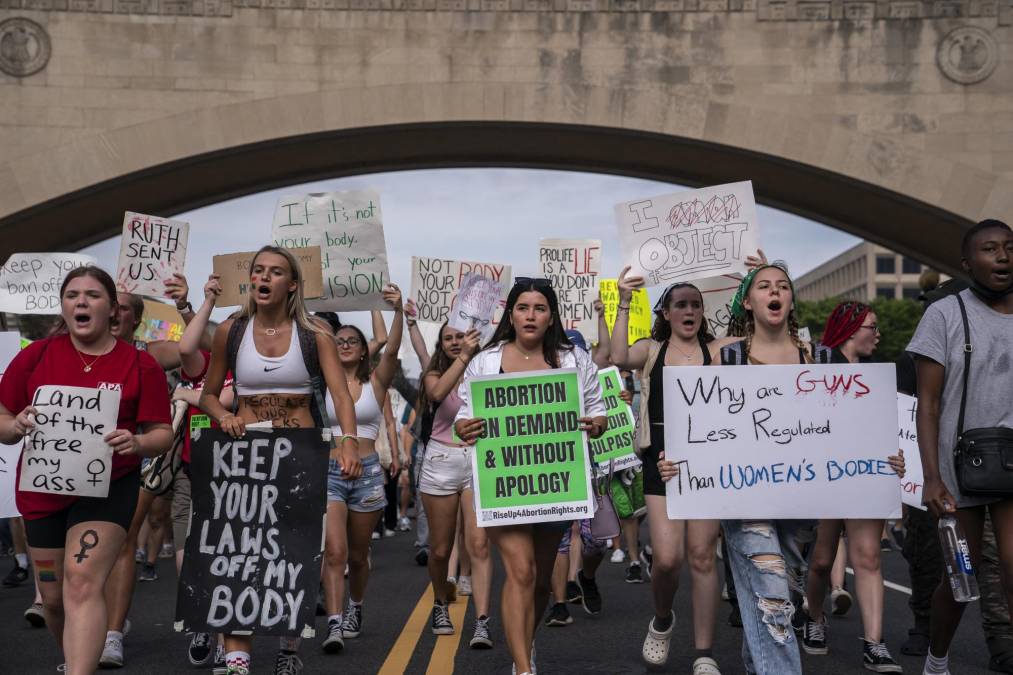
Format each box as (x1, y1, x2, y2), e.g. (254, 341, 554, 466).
(514, 277, 553, 290)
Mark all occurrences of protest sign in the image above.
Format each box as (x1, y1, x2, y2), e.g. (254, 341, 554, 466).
(695, 274, 741, 338)
(213, 247, 324, 308)
(448, 273, 503, 340)
(0, 252, 99, 314)
(410, 257, 512, 326)
(134, 299, 185, 343)
(616, 181, 760, 287)
(176, 428, 329, 637)
(19, 385, 120, 498)
(663, 363, 901, 519)
(898, 393, 925, 511)
(116, 212, 189, 298)
(589, 367, 639, 470)
(272, 190, 390, 311)
(599, 279, 651, 346)
(470, 369, 594, 527)
(538, 239, 601, 342)
(0, 332, 23, 517)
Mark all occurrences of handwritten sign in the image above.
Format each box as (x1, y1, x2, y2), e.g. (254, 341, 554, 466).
(176, 428, 329, 637)
(616, 181, 760, 286)
(116, 212, 190, 298)
(0, 252, 99, 314)
(695, 274, 741, 338)
(0, 332, 23, 517)
(589, 367, 639, 470)
(470, 369, 594, 527)
(538, 239, 601, 342)
(272, 190, 390, 311)
(599, 279, 651, 346)
(19, 385, 121, 498)
(134, 300, 185, 343)
(448, 273, 503, 340)
(897, 393, 925, 511)
(663, 363, 900, 519)
(213, 247, 324, 308)
(410, 257, 512, 326)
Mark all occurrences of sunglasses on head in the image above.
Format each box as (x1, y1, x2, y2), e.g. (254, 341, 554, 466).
(514, 277, 553, 290)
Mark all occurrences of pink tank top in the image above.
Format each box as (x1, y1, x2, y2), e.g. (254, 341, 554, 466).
(430, 387, 463, 445)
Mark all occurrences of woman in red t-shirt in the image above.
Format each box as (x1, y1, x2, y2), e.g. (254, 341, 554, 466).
(0, 266, 172, 674)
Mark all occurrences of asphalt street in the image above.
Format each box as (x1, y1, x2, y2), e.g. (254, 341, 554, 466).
(0, 522, 997, 675)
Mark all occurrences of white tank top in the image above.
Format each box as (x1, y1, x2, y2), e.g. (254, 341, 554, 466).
(234, 320, 313, 396)
(327, 381, 382, 441)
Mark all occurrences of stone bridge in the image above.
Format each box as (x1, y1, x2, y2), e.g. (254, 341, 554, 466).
(0, 0, 1010, 273)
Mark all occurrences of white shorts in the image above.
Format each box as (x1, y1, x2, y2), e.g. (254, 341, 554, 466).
(418, 439, 473, 496)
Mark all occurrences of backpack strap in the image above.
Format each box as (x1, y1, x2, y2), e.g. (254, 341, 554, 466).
(955, 294, 972, 438)
(225, 316, 248, 415)
(812, 343, 832, 364)
(295, 321, 332, 430)
(720, 341, 745, 366)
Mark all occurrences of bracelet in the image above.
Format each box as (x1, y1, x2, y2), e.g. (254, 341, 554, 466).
(406, 319, 417, 326)
(176, 301, 194, 314)
(617, 304, 630, 310)
(340, 434, 360, 445)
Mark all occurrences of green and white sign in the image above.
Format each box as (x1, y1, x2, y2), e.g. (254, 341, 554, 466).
(469, 368, 594, 527)
(590, 367, 640, 470)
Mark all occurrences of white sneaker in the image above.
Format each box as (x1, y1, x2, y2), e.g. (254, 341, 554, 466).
(610, 549, 626, 564)
(398, 516, 411, 532)
(642, 612, 674, 666)
(693, 656, 721, 675)
(458, 575, 472, 596)
(510, 642, 537, 675)
(99, 633, 124, 668)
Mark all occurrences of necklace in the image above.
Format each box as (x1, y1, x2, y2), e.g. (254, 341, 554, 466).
(668, 339, 697, 361)
(75, 348, 104, 373)
(255, 319, 285, 337)
(514, 343, 537, 360)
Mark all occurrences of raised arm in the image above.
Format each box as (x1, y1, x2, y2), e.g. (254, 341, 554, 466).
(591, 297, 611, 369)
(424, 330, 479, 403)
(179, 274, 221, 379)
(610, 266, 651, 370)
(368, 310, 389, 357)
(404, 300, 432, 368)
(373, 285, 404, 390)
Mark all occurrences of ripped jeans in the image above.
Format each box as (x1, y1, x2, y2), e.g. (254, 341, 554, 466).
(722, 519, 812, 675)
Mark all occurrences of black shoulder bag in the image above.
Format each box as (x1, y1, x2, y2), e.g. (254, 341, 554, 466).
(952, 294, 1013, 496)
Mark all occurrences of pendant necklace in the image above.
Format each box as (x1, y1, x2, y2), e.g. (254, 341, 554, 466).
(669, 340, 696, 362)
(76, 349, 103, 373)
(515, 343, 536, 360)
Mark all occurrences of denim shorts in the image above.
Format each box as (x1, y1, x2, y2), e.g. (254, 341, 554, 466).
(327, 453, 387, 512)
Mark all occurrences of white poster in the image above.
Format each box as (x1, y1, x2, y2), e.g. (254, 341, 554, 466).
(410, 256, 512, 327)
(663, 363, 901, 519)
(116, 212, 190, 298)
(695, 274, 741, 339)
(616, 181, 760, 287)
(538, 239, 602, 342)
(448, 273, 503, 340)
(0, 252, 99, 314)
(19, 385, 121, 498)
(0, 332, 23, 517)
(898, 393, 926, 511)
(272, 190, 391, 311)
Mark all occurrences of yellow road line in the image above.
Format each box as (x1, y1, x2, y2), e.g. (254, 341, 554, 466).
(426, 594, 469, 675)
(378, 584, 435, 675)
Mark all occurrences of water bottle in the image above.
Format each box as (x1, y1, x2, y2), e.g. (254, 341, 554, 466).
(938, 515, 981, 602)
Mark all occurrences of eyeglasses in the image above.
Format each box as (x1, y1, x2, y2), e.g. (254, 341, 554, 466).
(514, 277, 552, 290)
(858, 325, 880, 334)
(335, 337, 362, 348)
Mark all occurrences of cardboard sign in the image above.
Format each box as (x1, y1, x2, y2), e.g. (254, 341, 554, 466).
(134, 300, 185, 343)
(599, 279, 651, 346)
(410, 256, 512, 326)
(448, 273, 503, 340)
(616, 181, 760, 287)
(272, 190, 390, 311)
(116, 212, 190, 298)
(0, 252, 99, 314)
(663, 363, 900, 519)
(19, 385, 121, 498)
(589, 367, 639, 470)
(538, 239, 602, 342)
(213, 247, 324, 308)
(695, 274, 741, 339)
(469, 369, 594, 527)
(0, 332, 24, 517)
(175, 428, 329, 637)
(898, 393, 926, 511)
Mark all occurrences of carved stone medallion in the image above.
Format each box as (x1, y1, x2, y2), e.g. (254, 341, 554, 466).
(936, 26, 998, 85)
(0, 18, 51, 78)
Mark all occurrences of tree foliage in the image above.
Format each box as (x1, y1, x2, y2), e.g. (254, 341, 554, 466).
(794, 298, 924, 363)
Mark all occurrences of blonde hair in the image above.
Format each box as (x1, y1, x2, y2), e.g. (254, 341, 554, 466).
(238, 245, 325, 336)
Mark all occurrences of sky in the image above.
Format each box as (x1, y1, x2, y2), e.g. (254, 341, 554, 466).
(82, 168, 860, 370)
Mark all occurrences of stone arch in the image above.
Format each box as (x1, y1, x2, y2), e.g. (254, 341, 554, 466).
(2, 82, 1008, 275)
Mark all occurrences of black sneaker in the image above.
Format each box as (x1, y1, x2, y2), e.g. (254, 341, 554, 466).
(802, 618, 828, 655)
(728, 604, 742, 627)
(639, 548, 653, 578)
(469, 615, 493, 648)
(431, 601, 454, 635)
(565, 580, 582, 604)
(415, 548, 429, 567)
(625, 562, 644, 584)
(900, 629, 929, 656)
(187, 631, 213, 666)
(791, 606, 807, 634)
(24, 602, 45, 628)
(2, 563, 29, 587)
(138, 563, 158, 582)
(211, 645, 226, 675)
(545, 602, 572, 626)
(273, 651, 303, 675)
(322, 618, 344, 653)
(341, 604, 362, 638)
(862, 639, 902, 673)
(576, 570, 601, 616)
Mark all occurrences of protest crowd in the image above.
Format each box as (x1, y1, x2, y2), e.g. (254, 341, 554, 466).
(0, 186, 1010, 675)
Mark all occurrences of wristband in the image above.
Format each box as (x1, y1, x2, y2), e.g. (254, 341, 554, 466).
(617, 304, 630, 310)
(340, 434, 360, 445)
(176, 301, 194, 313)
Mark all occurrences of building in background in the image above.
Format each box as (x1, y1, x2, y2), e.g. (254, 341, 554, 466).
(796, 242, 945, 302)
